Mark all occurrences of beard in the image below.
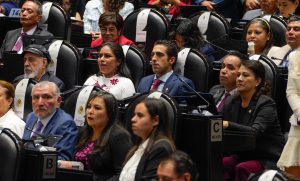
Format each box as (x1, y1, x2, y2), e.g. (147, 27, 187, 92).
(24, 64, 43, 79)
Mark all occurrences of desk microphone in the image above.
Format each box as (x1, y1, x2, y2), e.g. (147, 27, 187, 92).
(176, 74, 210, 109)
(25, 126, 47, 139)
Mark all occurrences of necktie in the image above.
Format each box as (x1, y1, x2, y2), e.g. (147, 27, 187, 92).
(12, 32, 26, 52)
(280, 49, 293, 68)
(31, 121, 43, 138)
(151, 79, 162, 92)
(217, 92, 230, 112)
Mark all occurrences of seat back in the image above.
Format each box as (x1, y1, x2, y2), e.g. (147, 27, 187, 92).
(122, 45, 147, 89)
(62, 85, 104, 126)
(40, 2, 71, 40)
(174, 48, 211, 92)
(124, 92, 179, 139)
(262, 15, 287, 47)
(190, 11, 231, 42)
(249, 55, 280, 100)
(122, 8, 170, 59)
(47, 40, 83, 90)
(0, 128, 24, 181)
(14, 78, 37, 120)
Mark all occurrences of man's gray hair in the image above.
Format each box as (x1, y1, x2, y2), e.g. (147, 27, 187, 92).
(31, 81, 60, 98)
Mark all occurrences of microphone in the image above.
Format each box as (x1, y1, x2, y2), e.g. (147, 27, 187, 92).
(176, 74, 210, 109)
(25, 126, 47, 139)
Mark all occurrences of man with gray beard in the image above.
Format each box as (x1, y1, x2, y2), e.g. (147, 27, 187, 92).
(13, 44, 65, 91)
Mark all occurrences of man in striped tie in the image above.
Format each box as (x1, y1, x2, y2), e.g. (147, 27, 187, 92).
(0, 0, 53, 60)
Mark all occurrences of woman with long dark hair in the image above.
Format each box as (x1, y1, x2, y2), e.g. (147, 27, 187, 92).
(222, 60, 285, 180)
(84, 42, 135, 100)
(118, 98, 175, 181)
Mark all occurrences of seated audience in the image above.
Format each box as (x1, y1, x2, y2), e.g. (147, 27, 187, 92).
(277, 47, 300, 179)
(60, 91, 132, 180)
(83, 0, 134, 34)
(222, 60, 285, 180)
(90, 12, 134, 48)
(243, 0, 278, 20)
(0, 0, 53, 59)
(157, 150, 199, 181)
(245, 18, 273, 55)
(13, 44, 65, 91)
(209, 52, 244, 112)
(118, 97, 176, 180)
(277, 0, 299, 21)
(137, 40, 195, 97)
(22, 81, 77, 160)
(174, 19, 216, 62)
(84, 42, 135, 100)
(147, 0, 191, 17)
(0, 80, 25, 137)
(0, 0, 19, 16)
(267, 15, 300, 67)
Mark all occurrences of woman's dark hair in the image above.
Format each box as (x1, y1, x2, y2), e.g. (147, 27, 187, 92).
(125, 98, 175, 161)
(98, 42, 132, 79)
(175, 19, 204, 49)
(160, 151, 199, 181)
(105, 0, 126, 13)
(76, 91, 119, 154)
(0, 80, 15, 109)
(98, 12, 124, 31)
(245, 18, 273, 55)
(241, 60, 270, 96)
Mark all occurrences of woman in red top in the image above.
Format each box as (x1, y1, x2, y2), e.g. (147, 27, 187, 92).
(91, 12, 134, 48)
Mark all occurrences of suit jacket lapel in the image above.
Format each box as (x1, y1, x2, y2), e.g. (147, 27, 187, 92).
(7, 29, 22, 51)
(162, 73, 176, 94)
(42, 109, 58, 135)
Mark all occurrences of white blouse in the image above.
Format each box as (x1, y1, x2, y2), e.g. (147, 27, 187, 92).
(84, 74, 135, 100)
(119, 139, 149, 181)
(0, 109, 25, 137)
(83, 0, 134, 33)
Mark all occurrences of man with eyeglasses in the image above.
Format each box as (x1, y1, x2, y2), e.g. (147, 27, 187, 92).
(268, 15, 300, 69)
(0, 0, 53, 60)
(13, 44, 65, 91)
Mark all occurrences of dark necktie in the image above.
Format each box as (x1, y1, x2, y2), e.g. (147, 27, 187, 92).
(31, 121, 43, 138)
(12, 32, 26, 52)
(217, 92, 230, 112)
(151, 79, 162, 92)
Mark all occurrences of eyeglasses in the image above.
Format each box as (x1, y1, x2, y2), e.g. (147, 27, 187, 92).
(100, 27, 118, 34)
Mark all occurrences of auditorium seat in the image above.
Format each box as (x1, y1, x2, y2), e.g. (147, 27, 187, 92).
(122, 8, 170, 59)
(62, 85, 104, 126)
(122, 45, 148, 89)
(123, 92, 179, 140)
(174, 48, 211, 92)
(0, 128, 24, 181)
(47, 40, 83, 90)
(40, 2, 71, 40)
(14, 78, 37, 120)
(190, 11, 231, 42)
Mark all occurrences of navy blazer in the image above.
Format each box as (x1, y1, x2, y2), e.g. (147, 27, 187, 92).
(223, 94, 285, 168)
(23, 108, 78, 160)
(0, 27, 53, 59)
(137, 72, 195, 97)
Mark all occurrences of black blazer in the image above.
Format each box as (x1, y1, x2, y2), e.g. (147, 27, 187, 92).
(0, 27, 53, 59)
(209, 84, 225, 104)
(87, 125, 132, 181)
(223, 94, 285, 167)
(134, 139, 174, 181)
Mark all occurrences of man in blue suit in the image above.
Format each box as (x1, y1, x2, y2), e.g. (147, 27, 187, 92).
(137, 40, 195, 98)
(22, 81, 77, 160)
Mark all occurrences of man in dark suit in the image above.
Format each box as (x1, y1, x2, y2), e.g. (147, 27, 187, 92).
(0, 0, 53, 59)
(209, 52, 243, 112)
(22, 81, 77, 160)
(137, 40, 195, 97)
(13, 44, 65, 91)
